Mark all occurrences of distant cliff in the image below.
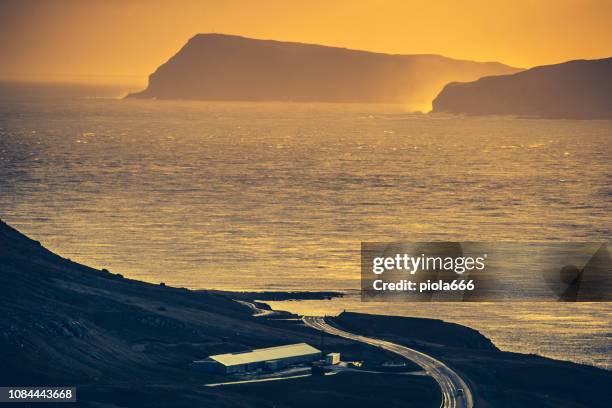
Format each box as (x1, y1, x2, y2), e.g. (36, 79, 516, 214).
(127, 34, 519, 106)
(432, 58, 612, 119)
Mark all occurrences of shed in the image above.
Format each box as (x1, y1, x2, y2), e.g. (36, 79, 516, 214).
(209, 342, 321, 374)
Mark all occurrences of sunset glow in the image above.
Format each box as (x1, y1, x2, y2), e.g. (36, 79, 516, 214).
(1, 0, 611, 84)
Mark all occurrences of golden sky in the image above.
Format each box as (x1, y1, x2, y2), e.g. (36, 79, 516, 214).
(1, 0, 610, 84)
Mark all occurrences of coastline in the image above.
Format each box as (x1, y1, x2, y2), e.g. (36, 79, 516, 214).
(2, 219, 611, 407)
(1, 3, 610, 407)
(262, 294, 612, 371)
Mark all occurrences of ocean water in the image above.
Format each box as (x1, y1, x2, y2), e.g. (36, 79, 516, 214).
(0, 96, 610, 368)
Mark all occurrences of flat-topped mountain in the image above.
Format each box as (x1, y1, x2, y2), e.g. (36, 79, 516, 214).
(127, 34, 519, 106)
(432, 57, 612, 119)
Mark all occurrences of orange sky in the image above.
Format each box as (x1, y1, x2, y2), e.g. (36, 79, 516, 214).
(1, 0, 610, 84)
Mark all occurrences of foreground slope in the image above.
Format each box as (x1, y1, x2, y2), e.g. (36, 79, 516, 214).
(432, 58, 612, 118)
(0, 219, 438, 407)
(127, 34, 519, 105)
(1, 219, 610, 407)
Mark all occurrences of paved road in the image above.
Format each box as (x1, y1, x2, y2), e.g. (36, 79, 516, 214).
(235, 300, 278, 317)
(303, 316, 473, 408)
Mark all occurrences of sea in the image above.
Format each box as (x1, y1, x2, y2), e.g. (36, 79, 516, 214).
(0, 84, 610, 369)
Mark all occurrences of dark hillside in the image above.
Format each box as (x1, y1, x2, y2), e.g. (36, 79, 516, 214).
(0, 220, 429, 407)
(1, 219, 610, 407)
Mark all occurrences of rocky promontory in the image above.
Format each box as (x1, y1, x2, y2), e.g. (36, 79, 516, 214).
(127, 34, 519, 106)
(432, 58, 612, 119)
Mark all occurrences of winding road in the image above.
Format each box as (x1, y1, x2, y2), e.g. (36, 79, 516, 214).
(234, 300, 278, 317)
(303, 316, 473, 408)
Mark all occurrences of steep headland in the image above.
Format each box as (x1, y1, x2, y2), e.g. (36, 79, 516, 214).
(432, 58, 612, 119)
(127, 34, 520, 105)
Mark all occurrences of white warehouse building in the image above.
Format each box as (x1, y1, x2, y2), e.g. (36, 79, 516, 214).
(204, 343, 322, 374)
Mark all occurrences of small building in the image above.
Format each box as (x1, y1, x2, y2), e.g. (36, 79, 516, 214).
(191, 359, 219, 373)
(207, 343, 321, 374)
(325, 352, 341, 365)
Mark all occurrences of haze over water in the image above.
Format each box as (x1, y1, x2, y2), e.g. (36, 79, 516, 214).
(0, 93, 610, 369)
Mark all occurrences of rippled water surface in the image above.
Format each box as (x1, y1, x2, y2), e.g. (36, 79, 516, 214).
(0, 97, 610, 368)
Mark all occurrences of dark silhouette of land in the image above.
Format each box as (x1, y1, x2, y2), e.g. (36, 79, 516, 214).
(126, 34, 519, 105)
(1, 219, 610, 407)
(432, 58, 612, 119)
